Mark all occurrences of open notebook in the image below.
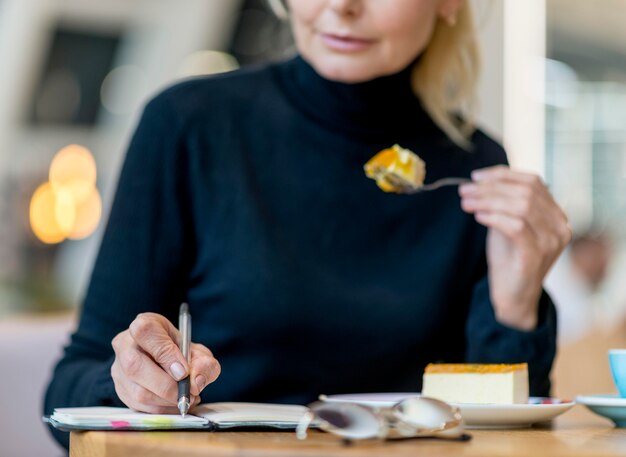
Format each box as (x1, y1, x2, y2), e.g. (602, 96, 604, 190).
(44, 402, 311, 432)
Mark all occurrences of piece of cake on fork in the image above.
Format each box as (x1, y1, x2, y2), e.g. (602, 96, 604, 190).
(363, 144, 426, 193)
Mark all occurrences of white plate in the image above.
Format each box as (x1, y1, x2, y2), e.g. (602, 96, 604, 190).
(321, 393, 575, 429)
(576, 394, 626, 427)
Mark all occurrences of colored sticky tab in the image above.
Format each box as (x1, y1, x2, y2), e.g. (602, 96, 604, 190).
(111, 421, 131, 428)
(142, 417, 175, 427)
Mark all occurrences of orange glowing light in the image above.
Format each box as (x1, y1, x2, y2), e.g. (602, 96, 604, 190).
(30, 183, 70, 244)
(49, 144, 97, 205)
(30, 144, 102, 244)
(53, 185, 77, 234)
(67, 187, 102, 240)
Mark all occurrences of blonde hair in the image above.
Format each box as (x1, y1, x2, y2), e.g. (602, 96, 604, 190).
(412, 2, 480, 149)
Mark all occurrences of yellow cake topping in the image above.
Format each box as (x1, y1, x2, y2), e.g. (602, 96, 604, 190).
(364, 144, 426, 193)
(424, 363, 528, 374)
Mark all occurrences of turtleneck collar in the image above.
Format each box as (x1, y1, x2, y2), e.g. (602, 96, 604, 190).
(273, 54, 437, 138)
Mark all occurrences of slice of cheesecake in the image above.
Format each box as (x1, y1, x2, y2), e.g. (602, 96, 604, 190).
(422, 363, 529, 404)
(364, 144, 426, 193)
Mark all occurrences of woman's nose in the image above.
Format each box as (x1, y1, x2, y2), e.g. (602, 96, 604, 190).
(327, 0, 364, 18)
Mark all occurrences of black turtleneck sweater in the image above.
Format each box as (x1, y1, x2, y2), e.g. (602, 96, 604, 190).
(45, 56, 557, 448)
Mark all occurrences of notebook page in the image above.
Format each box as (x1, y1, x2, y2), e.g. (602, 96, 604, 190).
(194, 402, 309, 425)
(51, 407, 207, 428)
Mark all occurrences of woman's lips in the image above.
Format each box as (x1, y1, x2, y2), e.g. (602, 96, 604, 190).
(320, 33, 375, 52)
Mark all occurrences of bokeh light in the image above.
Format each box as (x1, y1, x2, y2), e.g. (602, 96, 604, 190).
(52, 186, 77, 235)
(49, 144, 97, 204)
(30, 183, 70, 245)
(68, 188, 102, 240)
(30, 145, 102, 244)
(100, 65, 147, 115)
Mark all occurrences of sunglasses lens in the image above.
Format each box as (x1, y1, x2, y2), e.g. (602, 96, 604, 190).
(310, 403, 387, 439)
(316, 409, 351, 428)
(394, 397, 464, 438)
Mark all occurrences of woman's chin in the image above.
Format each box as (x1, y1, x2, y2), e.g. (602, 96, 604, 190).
(311, 59, 385, 83)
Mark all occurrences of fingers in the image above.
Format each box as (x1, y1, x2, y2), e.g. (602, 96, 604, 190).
(460, 165, 571, 275)
(471, 165, 544, 189)
(460, 181, 544, 238)
(111, 312, 221, 413)
(113, 339, 179, 405)
(188, 343, 221, 396)
(460, 166, 570, 244)
(469, 165, 570, 235)
(114, 377, 200, 414)
(128, 313, 188, 381)
(473, 211, 528, 240)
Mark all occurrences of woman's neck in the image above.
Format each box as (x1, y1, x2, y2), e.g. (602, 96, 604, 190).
(273, 54, 437, 139)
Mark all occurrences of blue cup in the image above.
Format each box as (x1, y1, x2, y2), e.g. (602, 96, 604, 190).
(609, 349, 626, 397)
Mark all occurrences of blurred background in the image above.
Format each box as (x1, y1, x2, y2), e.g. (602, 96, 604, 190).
(1, 0, 625, 455)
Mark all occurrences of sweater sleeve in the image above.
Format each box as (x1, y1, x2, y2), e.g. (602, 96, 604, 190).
(43, 93, 192, 449)
(465, 275, 558, 397)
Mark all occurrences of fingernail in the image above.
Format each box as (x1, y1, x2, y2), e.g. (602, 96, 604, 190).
(462, 200, 477, 213)
(195, 375, 207, 392)
(170, 362, 186, 380)
(471, 170, 487, 181)
(462, 198, 476, 207)
(459, 183, 477, 194)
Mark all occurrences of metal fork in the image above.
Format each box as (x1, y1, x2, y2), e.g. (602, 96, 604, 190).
(383, 176, 471, 194)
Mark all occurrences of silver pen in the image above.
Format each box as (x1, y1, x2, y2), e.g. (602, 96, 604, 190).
(177, 303, 192, 417)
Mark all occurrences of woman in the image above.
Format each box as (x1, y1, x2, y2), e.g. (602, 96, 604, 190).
(45, 0, 570, 448)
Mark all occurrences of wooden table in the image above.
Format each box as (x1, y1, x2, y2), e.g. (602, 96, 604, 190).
(70, 409, 625, 457)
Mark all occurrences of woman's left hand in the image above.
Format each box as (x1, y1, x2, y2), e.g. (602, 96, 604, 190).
(459, 165, 571, 331)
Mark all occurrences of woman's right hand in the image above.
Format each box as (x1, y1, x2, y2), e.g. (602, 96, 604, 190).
(111, 312, 221, 414)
